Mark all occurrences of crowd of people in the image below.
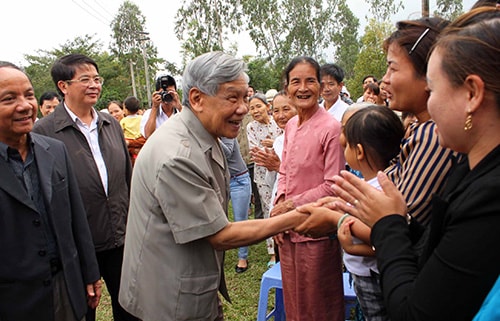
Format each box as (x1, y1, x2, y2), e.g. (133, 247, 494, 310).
(1, 2, 499, 321)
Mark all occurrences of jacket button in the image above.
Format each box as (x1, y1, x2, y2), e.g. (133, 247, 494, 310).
(33, 219, 41, 227)
(43, 279, 51, 286)
(38, 250, 46, 256)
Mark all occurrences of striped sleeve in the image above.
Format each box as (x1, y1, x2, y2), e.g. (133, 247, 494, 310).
(385, 120, 458, 225)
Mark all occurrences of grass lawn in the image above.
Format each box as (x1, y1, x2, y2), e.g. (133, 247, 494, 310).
(96, 207, 275, 320)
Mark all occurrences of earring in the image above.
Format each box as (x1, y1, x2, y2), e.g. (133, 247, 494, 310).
(464, 114, 473, 131)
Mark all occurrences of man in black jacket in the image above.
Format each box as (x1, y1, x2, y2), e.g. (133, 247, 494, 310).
(33, 54, 137, 321)
(0, 61, 101, 320)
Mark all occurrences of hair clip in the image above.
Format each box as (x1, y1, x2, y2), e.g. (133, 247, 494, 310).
(409, 28, 430, 55)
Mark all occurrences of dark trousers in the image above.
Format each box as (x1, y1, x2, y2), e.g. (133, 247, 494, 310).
(248, 163, 263, 219)
(86, 246, 139, 321)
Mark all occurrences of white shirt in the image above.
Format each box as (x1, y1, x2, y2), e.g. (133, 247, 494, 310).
(64, 104, 108, 195)
(140, 105, 177, 137)
(319, 98, 349, 122)
(342, 176, 380, 276)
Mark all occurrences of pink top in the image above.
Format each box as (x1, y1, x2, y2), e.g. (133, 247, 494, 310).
(276, 107, 345, 237)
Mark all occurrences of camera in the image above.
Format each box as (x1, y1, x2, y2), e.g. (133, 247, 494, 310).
(155, 75, 177, 103)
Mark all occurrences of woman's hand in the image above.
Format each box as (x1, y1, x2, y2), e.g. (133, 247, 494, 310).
(294, 203, 340, 238)
(261, 138, 274, 148)
(250, 147, 280, 171)
(270, 197, 294, 217)
(331, 170, 407, 227)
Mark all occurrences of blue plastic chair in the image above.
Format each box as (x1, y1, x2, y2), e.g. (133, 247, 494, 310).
(257, 262, 358, 321)
(257, 262, 285, 321)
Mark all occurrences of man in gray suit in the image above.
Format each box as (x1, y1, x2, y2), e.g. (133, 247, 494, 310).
(119, 51, 308, 321)
(0, 62, 101, 320)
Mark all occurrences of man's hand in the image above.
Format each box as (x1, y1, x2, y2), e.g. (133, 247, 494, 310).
(86, 279, 103, 309)
(294, 204, 340, 238)
(151, 91, 162, 110)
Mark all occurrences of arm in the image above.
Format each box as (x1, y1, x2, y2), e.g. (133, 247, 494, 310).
(385, 121, 455, 223)
(338, 219, 375, 256)
(207, 210, 307, 250)
(142, 92, 162, 138)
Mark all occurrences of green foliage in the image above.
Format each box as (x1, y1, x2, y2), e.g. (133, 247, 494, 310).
(175, 0, 243, 64)
(110, 0, 164, 102)
(246, 57, 282, 92)
(434, 0, 464, 20)
(365, 0, 404, 22)
(333, 0, 362, 80)
(24, 35, 107, 104)
(345, 19, 394, 100)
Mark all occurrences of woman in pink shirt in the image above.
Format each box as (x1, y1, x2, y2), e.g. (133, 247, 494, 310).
(271, 56, 346, 321)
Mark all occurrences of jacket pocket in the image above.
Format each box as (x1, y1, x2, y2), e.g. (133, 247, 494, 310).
(175, 274, 219, 320)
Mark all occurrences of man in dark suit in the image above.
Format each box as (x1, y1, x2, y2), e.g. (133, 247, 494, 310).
(0, 61, 101, 321)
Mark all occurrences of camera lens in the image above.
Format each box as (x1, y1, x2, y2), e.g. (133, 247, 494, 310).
(161, 92, 174, 102)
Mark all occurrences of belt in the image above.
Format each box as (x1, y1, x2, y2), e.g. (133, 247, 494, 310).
(232, 169, 248, 178)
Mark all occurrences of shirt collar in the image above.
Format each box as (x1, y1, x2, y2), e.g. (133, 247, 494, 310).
(64, 102, 98, 126)
(0, 134, 34, 161)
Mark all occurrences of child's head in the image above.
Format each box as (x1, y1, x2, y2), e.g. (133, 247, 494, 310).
(344, 105, 404, 174)
(123, 96, 141, 115)
(339, 102, 372, 149)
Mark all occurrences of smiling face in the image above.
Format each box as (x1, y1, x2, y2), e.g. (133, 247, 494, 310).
(0, 66, 37, 145)
(39, 97, 59, 117)
(249, 97, 270, 124)
(107, 102, 124, 121)
(382, 43, 429, 116)
(286, 62, 322, 111)
(192, 75, 249, 139)
(58, 63, 102, 110)
(272, 95, 297, 129)
(427, 48, 468, 153)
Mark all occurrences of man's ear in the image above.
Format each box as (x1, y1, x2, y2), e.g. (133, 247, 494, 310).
(57, 80, 69, 96)
(189, 87, 204, 113)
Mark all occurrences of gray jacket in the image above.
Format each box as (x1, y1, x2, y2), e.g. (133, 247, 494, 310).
(33, 103, 132, 252)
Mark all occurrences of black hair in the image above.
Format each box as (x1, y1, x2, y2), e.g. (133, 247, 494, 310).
(344, 105, 404, 172)
(283, 56, 321, 87)
(50, 54, 99, 97)
(365, 82, 380, 95)
(362, 75, 377, 84)
(39, 91, 60, 106)
(320, 63, 345, 83)
(155, 75, 177, 91)
(123, 96, 141, 114)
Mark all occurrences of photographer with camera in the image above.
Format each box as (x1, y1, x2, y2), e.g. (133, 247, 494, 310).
(140, 75, 182, 138)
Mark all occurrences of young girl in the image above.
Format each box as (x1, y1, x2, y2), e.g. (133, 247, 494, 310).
(338, 105, 404, 320)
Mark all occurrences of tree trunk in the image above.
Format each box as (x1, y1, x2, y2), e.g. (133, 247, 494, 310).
(422, 0, 430, 17)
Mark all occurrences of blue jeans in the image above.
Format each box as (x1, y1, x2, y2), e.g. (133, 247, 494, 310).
(229, 172, 252, 260)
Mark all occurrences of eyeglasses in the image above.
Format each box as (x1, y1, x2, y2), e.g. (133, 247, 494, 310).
(408, 28, 430, 55)
(66, 76, 104, 86)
